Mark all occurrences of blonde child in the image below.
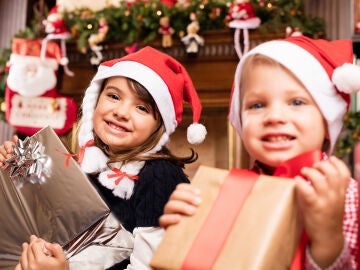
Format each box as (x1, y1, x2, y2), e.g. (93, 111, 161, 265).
(0, 46, 207, 269)
(160, 36, 359, 269)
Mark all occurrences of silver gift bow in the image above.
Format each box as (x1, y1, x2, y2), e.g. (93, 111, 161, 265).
(5, 137, 52, 188)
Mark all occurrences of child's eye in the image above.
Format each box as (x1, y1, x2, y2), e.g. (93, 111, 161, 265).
(291, 99, 305, 106)
(137, 105, 150, 113)
(107, 93, 119, 100)
(248, 103, 264, 109)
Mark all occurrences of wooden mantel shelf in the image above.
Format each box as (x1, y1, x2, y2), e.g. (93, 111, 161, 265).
(60, 29, 284, 109)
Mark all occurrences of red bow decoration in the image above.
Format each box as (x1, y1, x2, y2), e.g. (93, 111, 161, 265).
(107, 167, 139, 185)
(57, 139, 94, 167)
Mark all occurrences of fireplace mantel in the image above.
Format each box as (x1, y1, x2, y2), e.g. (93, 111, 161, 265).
(60, 29, 283, 108)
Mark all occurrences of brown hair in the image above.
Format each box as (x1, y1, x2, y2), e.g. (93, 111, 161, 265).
(93, 77, 197, 167)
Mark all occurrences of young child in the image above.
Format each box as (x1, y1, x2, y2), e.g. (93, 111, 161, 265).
(0, 46, 207, 269)
(159, 36, 359, 269)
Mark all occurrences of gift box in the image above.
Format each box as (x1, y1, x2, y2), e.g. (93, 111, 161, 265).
(151, 165, 302, 270)
(0, 126, 110, 270)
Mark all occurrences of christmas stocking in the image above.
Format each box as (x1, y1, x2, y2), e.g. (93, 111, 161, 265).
(5, 38, 77, 136)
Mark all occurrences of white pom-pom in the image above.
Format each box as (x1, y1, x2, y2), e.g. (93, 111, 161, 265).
(332, 63, 360, 94)
(187, 123, 207, 144)
(80, 146, 108, 173)
(60, 57, 69, 66)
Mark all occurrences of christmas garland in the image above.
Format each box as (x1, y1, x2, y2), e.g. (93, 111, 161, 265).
(62, 0, 326, 53)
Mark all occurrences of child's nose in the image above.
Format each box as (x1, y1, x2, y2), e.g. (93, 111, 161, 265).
(113, 102, 130, 119)
(263, 105, 286, 124)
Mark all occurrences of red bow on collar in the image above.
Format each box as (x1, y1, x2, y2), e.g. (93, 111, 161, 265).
(107, 167, 139, 185)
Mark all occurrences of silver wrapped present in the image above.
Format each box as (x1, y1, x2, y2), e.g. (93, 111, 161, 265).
(0, 126, 110, 270)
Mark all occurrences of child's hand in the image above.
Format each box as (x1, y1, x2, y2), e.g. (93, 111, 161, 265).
(0, 135, 18, 168)
(295, 156, 350, 268)
(159, 183, 202, 228)
(16, 235, 69, 270)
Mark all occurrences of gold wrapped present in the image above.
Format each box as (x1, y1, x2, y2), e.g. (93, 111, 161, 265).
(0, 126, 110, 270)
(151, 165, 302, 270)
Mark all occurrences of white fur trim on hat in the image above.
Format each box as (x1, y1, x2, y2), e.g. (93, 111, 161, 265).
(332, 63, 360, 94)
(229, 40, 347, 155)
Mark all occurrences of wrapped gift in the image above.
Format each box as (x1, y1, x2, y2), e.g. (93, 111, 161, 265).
(0, 126, 110, 270)
(151, 165, 302, 270)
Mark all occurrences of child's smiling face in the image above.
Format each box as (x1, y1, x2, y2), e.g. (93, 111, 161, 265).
(93, 76, 159, 153)
(240, 64, 327, 169)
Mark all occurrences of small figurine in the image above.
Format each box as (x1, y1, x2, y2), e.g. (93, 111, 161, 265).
(227, 0, 261, 59)
(181, 21, 204, 58)
(158, 16, 175, 48)
(227, 0, 255, 21)
(88, 17, 109, 66)
(41, 5, 73, 76)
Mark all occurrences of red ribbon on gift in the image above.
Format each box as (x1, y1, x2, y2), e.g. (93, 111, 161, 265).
(181, 150, 322, 270)
(181, 169, 258, 270)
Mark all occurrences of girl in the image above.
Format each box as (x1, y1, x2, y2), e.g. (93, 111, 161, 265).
(159, 36, 359, 269)
(0, 46, 207, 269)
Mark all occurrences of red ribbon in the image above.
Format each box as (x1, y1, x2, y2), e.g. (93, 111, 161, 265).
(77, 139, 95, 164)
(107, 167, 139, 185)
(56, 139, 94, 167)
(274, 150, 323, 270)
(181, 169, 258, 270)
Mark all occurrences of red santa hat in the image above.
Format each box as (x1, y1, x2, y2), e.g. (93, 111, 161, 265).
(78, 46, 206, 175)
(229, 35, 360, 154)
(44, 5, 70, 38)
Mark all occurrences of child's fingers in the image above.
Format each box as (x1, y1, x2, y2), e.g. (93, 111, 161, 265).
(0, 141, 15, 168)
(159, 213, 182, 228)
(44, 242, 66, 260)
(169, 184, 202, 206)
(19, 242, 29, 270)
(163, 196, 199, 215)
(3, 141, 15, 153)
(300, 166, 328, 194)
(30, 240, 53, 262)
(29, 235, 39, 243)
(295, 176, 317, 206)
(12, 134, 18, 144)
(14, 263, 22, 270)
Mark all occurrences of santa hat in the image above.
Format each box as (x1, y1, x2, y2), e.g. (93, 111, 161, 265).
(229, 35, 360, 155)
(78, 46, 206, 198)
(44, 5, 71, 38)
